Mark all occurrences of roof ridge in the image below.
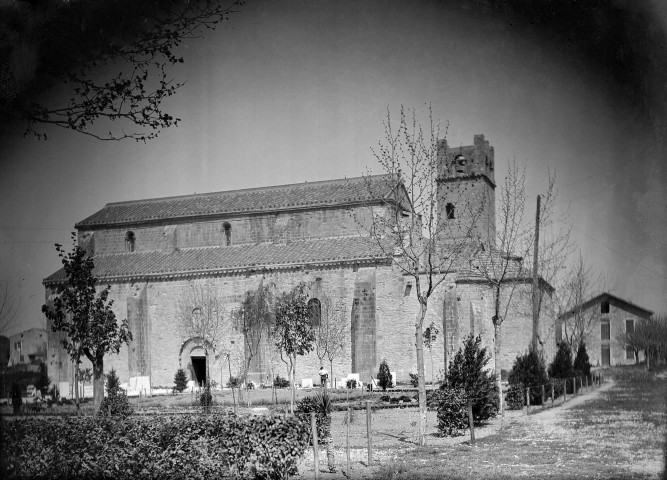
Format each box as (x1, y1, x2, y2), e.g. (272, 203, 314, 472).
(102, 174, 391, 207)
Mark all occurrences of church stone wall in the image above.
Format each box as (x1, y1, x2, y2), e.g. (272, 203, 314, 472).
(82, 205, 374, 255)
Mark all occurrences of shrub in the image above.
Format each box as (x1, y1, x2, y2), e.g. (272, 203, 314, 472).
(505, 382, 526, 410)
(507, 349, 549, 406)
(436, 387, 468, 436)
(274, 375, 290, 388)
(105, 368, 121, 396)
(199, 384, 213, 413)
(445, 334, 499, 423)
(346, 379, 357, 389)
(296, 391, 333, 441)
(100, 390, 133, 417)
(409, 373, 419, 387)
(573, 342, 592, 377)
(0, 414, 311, 480)
(549, 342, 576, 395)
(227, 375, 244, 388)
(100, 368, 133, 417)
(380, 395, 391, 402)
(173, 368, 188, 393)
(377, 359, 392, 391)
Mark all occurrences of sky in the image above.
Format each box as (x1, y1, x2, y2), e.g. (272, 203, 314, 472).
(1, 0, 666, 337)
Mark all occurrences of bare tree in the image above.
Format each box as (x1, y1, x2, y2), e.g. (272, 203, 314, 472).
(1, 0, 244, 141)
(616, 315, 667, 370)
(314, 294, 349, 389)
(0, 281, 20, 335)
(357, 106, 481, 446)
(470, 161, 533, 416)
(232, 281, 274, 405)
(557, 253, 613, 350)
(176, 280, 233, 388)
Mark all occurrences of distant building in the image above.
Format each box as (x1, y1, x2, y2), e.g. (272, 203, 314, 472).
(8, 328, 47, 366)
(44, 135, 556, 391)
(558, 293, 653, 367)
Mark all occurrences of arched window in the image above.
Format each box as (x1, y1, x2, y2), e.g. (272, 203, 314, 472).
(308, 298, 321, 327)
(125, 231, 135, 252)
(223, 222, 232, 246)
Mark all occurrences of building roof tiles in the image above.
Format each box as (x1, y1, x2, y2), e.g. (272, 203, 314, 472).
(75, 175, 395, 228)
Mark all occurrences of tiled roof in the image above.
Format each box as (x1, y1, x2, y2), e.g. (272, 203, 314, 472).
(76, 175, 397, 228)
(559, 292, 653, 318)
(43, 236, 390, 284)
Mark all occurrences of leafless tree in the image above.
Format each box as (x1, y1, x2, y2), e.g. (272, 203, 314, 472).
(616, 315, 667, 369)
(176, 281, 233, 388)
(0, 281, 20, 335)
(557, 253, 614, 350)
(357, 106, 481, 446)
(232, 281, 274, 405)
(470, 161, 533, 416)
(314, 294, 349, 389)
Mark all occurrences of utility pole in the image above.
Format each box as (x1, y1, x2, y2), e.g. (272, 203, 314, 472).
(531, 195, 541, 351)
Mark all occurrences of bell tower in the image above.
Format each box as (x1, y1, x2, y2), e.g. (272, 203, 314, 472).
(436, 134, 496, 247)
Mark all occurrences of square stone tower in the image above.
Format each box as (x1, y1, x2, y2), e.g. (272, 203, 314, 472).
(436, 134, 496, 247)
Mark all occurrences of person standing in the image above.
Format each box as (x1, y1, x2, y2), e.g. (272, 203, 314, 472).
(319, 366, 329, 389)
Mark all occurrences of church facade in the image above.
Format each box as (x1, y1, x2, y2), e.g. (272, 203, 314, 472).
(44, 135, 556, 393)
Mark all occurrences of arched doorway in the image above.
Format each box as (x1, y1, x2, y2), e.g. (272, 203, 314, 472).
(190, 346, 207, 387)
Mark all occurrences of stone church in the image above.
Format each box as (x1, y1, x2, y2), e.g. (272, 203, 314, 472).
(44, 135, 556, 393)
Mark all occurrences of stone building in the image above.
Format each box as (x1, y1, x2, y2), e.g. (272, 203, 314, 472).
(558, 292, 653, 367)
(8, 328, 47, 366)
(44, 135, 556, 392)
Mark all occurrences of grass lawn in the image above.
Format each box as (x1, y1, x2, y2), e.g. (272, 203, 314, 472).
(355, 365, 666, 480)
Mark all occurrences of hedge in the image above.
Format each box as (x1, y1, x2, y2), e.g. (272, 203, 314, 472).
(1, 414, 310, 480)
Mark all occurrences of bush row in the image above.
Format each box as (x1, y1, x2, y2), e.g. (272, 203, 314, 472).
(1, 414, 310, 480)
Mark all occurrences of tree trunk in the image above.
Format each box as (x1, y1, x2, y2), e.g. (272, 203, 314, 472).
(290, 356, 296, 414)
(493, 320, 503, 417)
(415, 298, 428, 446)
(330, 359, 335, 389)
(92, 356, 104, 413)
(74, 359, 80, 413)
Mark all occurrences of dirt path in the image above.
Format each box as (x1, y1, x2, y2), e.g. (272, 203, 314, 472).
(296, 379, 664, 479)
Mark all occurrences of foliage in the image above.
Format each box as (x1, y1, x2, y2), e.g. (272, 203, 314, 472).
(445, 334, 499, 422)
(173, 368, 188, 393)
(0, 0, 244, 141)
(274, 282, 316, 413)
(314, 293, 348, 387)
(42, 237, 132, 411)
(99, 368, 132, 417)
(1, 414, 311, 480)
(409, 373, 419, 388)
(346, 379, 358, 389)
(106, 368, 122, 396)
(377, 359, 392, 391)
(436, 387, 468, 436)
(199, 384, 213, 413)
(505, 382, 526, 410)
(617, 315, 667, 369)
(573, 342, 592, 377)
(35, 363, 51, 396)
(507, 349, 549, 405)
(296, 391, 333, 441)
(228, 375, 244, 388)
(548, 342, 575, 379)
(273, 375, 290, 388)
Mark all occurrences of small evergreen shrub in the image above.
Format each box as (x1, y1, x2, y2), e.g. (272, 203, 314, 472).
(346, 379, 357, 389)
(99, 368, 133, 417)
(377, 359, 392, 391)
(380, 395, 391, 402)
(173, 368, 188, 393)
(274, 375, 290, 388)
(573, 342, 592, 377)
(505, 382, 526, 410)
(548, 342, 575, 395)
(445, 334, 499, 422)
(409, 373, 419, 387)
(199, 384, 213, 413)
(507, 349, 549, 406)
(436, 387, 468, 436)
